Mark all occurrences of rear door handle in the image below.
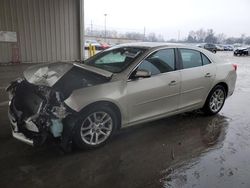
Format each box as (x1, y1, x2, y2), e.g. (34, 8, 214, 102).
(169, 80, 177, 86)
(205, 73, 212, 78)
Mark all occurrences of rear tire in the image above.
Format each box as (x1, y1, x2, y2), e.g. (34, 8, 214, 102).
(202, 85, 226, 116)
(72, 105, 119, 149)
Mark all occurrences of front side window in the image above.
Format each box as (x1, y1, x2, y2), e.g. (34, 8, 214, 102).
(138, 60, 161, 75)
(84, 47, 146, 73)
(180, 49, 202, 69)
(137, 49, 175, 76)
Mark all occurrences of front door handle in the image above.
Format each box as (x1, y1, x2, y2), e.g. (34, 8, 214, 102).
(205, 73, 212, 78)
(169, 80, 177, 86)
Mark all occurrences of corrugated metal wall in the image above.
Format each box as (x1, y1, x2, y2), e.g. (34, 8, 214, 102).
(0, 0, 80, 63)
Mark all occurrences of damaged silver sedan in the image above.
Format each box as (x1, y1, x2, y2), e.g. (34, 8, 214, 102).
(7, 43, 237, 151)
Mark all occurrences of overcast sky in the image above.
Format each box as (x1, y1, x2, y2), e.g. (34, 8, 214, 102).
(85, 0, 250, 40)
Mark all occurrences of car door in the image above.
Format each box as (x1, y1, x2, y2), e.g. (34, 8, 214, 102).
(178, 48, 216, 110)
(126, 48, 181, 124)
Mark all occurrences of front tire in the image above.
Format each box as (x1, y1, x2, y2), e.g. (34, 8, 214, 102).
(202, 85, 226, 115)
(73, 105, 119, 149)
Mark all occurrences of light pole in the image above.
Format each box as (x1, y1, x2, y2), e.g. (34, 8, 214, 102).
(80, 0, 85, 61)
(104, 13, 107, 41)
(143, 27, 146, 41)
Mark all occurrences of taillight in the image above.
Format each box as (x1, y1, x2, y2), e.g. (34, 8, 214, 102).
(233, 64, 237, 71)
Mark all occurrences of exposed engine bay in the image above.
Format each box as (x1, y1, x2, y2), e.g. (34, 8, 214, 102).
(8, 79, 68, 144)
(7, 63, 111, 150)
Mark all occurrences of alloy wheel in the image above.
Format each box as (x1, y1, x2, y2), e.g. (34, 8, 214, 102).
(209, 88, 225, 113)
(80, 111, 113, 145)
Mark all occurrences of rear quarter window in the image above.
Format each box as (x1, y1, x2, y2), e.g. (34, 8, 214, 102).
(201, 53, 211, 65)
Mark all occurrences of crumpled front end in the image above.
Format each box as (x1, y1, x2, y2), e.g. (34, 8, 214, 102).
(6, 63, 111, 150)
(7, 78, 71, 147)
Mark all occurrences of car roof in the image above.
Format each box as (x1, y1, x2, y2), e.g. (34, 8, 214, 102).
(113, 42, 203, 51)
(109, 42, 222, 65)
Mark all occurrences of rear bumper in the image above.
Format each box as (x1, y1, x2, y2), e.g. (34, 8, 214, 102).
(228, 70, 237, 97)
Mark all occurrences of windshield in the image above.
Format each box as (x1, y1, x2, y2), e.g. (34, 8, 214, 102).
(84, 47, 146, 73)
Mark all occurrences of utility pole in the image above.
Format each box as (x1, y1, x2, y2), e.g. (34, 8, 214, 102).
(143, 27, 146, 41)
(104, 13, 107, 41)
(178, 30, 180, 41)
(80, 0, 85, 61)
(91, 20, 93, 36)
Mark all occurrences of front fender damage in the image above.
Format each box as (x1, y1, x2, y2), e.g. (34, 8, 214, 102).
(7, 63, 111, 151)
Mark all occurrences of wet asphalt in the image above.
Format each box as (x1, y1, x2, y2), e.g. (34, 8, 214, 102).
(0, 52, 250, 188)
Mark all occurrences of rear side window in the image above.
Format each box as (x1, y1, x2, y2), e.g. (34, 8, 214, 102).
(180, 49, 202, 69)
(201, 54, 211, 65)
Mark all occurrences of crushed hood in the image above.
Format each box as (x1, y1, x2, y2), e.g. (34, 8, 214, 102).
(23, 62, 73, 87)
(24, 62, 113, 87)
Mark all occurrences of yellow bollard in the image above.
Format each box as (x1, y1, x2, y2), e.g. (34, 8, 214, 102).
(92, 45, 96, 56)
(88, 44, 92, 57)
(88, 44, 96, 57)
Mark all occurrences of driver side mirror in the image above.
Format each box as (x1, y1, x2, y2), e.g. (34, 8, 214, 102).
(134, 69, 151, 79)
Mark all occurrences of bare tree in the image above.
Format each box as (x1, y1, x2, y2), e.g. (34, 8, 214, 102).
(125, 32, 144, 40)
(196, 29, 207, 42)
(245, 37, 250, 45)
(216, 33, 227, 44)
(146, 33, 158, 42)
(205, 29, 217, 44)
(187, 30, 197, 42)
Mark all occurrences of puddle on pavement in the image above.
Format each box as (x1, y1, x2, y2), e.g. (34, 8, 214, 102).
(159, 114, 229, 187)
(159, 91, 250, 188)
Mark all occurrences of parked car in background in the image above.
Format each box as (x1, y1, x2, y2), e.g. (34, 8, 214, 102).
(108, 43, 118, 47)
(7, 43, 237, 150)
(234, 47, 250, 56)
(84, 40, 102, 50)
(223, 45, 234, 51)
(204, 43, 217, 53)
(99, 42, 110, 50)
(196, 43, 204, 48)
(215, 45, 224, 51)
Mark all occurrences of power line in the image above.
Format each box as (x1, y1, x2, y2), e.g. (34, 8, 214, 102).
(85, 24, 145, 33)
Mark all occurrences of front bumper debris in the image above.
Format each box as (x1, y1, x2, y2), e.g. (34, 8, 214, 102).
(6, 78, 75, 151)
(8, 106, 34, 146)
(12, 132, 34, 146)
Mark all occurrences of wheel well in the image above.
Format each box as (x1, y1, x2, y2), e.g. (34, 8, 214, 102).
(79, 101, 122, 129)
(215, 82, 228, 97)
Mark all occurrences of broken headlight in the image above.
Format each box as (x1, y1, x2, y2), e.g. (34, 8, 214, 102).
(8, 91, 14, 100)
(6, 78, 24, 100)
